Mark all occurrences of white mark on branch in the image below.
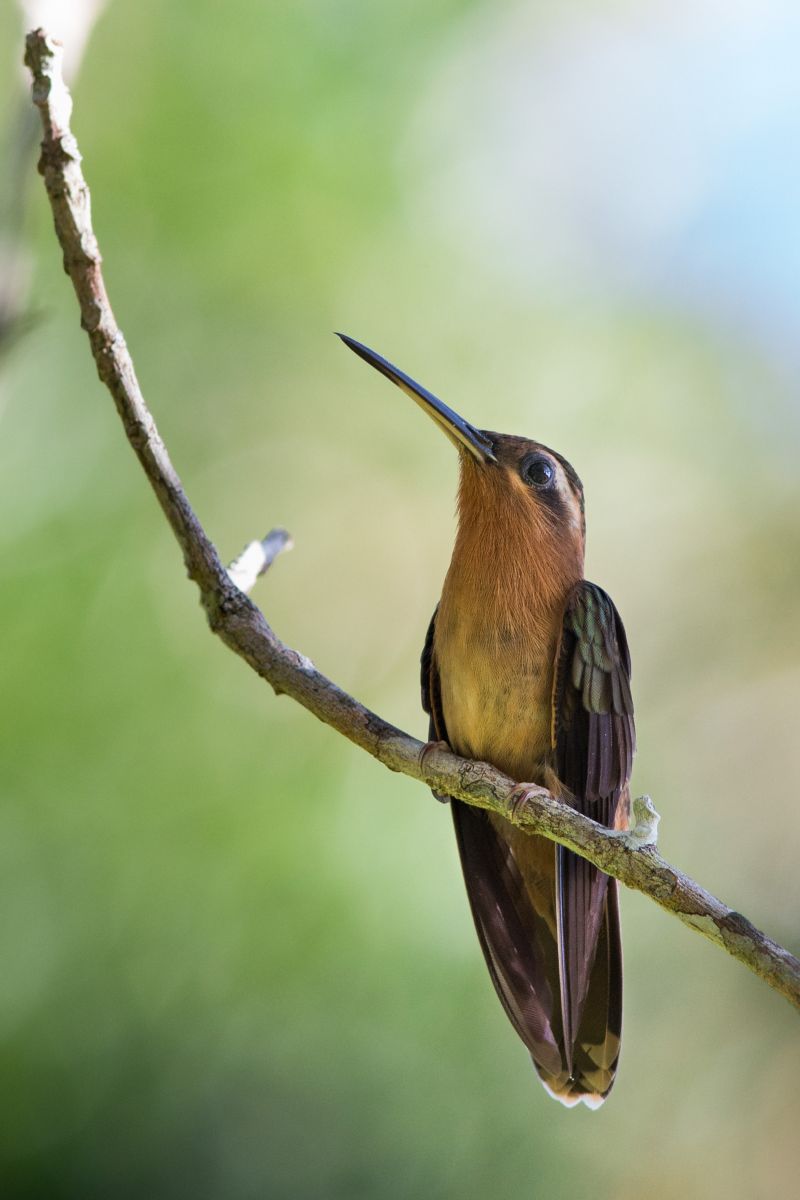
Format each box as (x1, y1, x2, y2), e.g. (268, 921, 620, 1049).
(227, 528, 293, 594)
(615, 794, 660, 850)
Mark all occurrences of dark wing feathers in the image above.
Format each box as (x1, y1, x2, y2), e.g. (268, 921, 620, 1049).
(420, 605, 445, 744)
(555, 581, 634, 804)
(554, 582, 635, 1065)
(421, 608, 449, 805)
(451, 807, 564, 1077)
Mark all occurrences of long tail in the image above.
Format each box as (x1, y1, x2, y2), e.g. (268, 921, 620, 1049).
(452, 801, 622, 1107)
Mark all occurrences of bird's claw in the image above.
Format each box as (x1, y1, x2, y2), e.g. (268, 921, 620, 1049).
(419, 740, 452, 804)
(418, 739, 450, 769)
(507, 783, 542, 824)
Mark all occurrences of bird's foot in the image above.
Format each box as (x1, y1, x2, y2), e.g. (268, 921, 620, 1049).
(418, 740, 452, 804)
(614, 795, 660, 850)
(507, 782, 549, 825)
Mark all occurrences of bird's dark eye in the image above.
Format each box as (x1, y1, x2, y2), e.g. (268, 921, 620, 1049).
(521, 455, 555, 488)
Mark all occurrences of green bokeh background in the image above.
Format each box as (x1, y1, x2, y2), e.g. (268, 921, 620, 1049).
(2, 3, 799, 1197)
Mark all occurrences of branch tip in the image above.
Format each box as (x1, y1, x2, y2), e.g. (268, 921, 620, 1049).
(227, 527, 293, 594)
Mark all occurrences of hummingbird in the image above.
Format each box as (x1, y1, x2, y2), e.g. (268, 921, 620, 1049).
(339, 334, 635, 1108)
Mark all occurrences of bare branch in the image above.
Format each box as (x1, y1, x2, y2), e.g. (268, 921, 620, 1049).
(24, 28, 800, 1014)
(1, 2, 107, 355)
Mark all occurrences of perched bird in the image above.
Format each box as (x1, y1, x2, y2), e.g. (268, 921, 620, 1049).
(339, 334, 635, 1108)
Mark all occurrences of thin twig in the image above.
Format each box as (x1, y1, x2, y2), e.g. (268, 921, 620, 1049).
(227, 529, 293, 594)
(1, 2, 107, 355)
(25, 28, 800, 1014)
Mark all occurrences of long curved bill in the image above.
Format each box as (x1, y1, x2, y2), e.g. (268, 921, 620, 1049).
(337, 333, 496, 464)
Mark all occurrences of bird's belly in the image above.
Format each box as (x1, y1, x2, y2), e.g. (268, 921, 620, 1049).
(437, 643, 554, 784)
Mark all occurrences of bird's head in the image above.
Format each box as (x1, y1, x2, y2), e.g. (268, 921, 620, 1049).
(338, 334, 586, 559)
